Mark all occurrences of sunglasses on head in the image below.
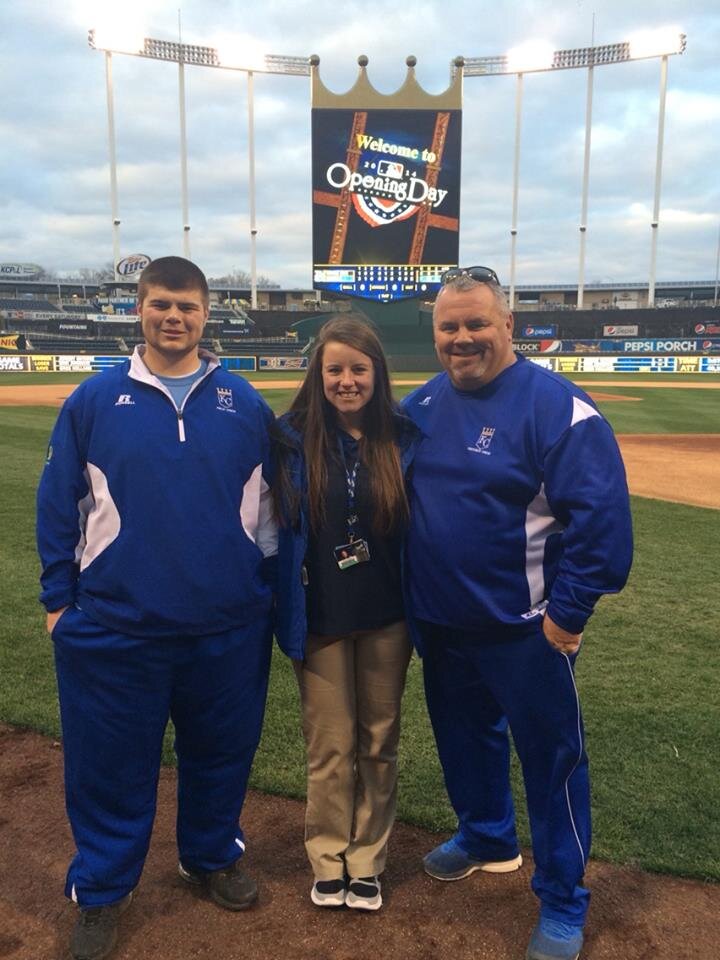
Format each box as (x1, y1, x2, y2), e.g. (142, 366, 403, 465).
(441, 265, 501, 286)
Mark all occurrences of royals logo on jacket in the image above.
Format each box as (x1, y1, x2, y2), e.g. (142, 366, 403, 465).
(216, 387, 235, 412)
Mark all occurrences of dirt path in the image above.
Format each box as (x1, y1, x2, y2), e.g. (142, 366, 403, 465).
(1, 724, 718, 960)
(617, 435, 720, 509)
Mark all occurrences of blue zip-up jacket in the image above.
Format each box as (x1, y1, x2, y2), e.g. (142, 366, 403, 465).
(37, 346, 278, 638)
(273, 411, 420, 660)
(401, 356, 633, 642)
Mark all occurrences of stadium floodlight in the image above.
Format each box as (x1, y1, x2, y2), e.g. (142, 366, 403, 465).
(460, 31, 686, 76)
(88, 27, 309, 304)
(506, 40, 556, 74)
(215, 35, 273, 73)
(90, 24, 145, 56)
(628, 26, 685, 60)
(458, 28, 686, 309)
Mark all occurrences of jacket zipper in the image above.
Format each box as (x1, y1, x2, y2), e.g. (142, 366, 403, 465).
(128, 350, 219, 444)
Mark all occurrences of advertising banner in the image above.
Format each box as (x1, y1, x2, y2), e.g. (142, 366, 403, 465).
(57, 356, 95, 372)
(311, 108, 461, 302)
(0, 262, 42, 278)
(555, 357, 583, 373)
(0, 334, 21, 350)
(0, 354, 28, 371)
(531, 338, 720, 354)
(2, 310, 62, 321)
(675, 357, 701, 373)
(259, 356, 308, 370)
(90, 357, 127, 371)
(220, 357, 256, 372)
(614, 356, 677, 372)
(57, 322, 91, 332)
(520, 324, 557, 338)
(29, 355, 56, 372)
(694, 323, 720, 335)
(603, 324, 639, 336)
(621, 338, 720, 353)
(116, 254, 151, 278)
(524, 355, 719, 374)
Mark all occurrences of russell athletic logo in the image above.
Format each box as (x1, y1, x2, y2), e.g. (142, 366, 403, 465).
(115, 394, 135, 406)
(467, 426, 496, 455)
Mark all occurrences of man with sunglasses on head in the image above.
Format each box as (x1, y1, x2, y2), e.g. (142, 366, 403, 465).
(401, 267, 633, 960)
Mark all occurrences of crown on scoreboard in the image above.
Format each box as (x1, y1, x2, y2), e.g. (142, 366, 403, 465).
(310, 54, 463, 110)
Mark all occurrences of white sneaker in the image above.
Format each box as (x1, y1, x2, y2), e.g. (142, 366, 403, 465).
(311, 878, 346, 907)
(346, 876, 382, 911)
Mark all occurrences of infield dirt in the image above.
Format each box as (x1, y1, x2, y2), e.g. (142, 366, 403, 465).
(1, 724, 719, 960)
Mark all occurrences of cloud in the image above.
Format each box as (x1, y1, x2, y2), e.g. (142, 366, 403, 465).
(1, 0, 718, 287)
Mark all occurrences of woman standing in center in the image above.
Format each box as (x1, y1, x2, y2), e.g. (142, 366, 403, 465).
(273, 316, 417, 912)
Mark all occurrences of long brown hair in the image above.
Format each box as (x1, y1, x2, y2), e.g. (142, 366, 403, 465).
(274, 314, 408, 536)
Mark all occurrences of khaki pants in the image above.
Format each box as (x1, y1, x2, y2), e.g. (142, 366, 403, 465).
(293, 620, 412, 880)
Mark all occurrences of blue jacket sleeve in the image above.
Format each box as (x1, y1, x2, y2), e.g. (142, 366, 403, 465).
(543, 415, 633, 634)
(36, 399, 90, 612)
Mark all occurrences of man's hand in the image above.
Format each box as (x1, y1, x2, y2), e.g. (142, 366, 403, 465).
(543, 613, 583, 655)
(46, 607, 69, 634)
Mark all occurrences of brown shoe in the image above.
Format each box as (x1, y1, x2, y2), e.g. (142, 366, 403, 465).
(179, 860, 258, 911)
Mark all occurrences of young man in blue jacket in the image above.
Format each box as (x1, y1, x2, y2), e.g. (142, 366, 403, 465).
(37, 256, 277, 960)
(402, 267, 633, 960)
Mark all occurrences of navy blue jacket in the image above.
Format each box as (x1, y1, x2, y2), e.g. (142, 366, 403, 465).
(273, 411, 419, 660)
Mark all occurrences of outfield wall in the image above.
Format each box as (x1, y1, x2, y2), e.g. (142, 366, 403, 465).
(1, 353, 720, 374)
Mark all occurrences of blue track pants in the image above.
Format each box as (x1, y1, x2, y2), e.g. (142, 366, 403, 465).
(420, 621, 591, 925)
(52, 604, 272, 907)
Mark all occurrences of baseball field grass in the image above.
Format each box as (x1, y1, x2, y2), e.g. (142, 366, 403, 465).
(0, 372, 718, 883)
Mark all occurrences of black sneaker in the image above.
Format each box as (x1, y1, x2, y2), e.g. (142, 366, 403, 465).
(346, 876, 382, 911)
(70, 892, 132, 960)
(179, 859, 258, 911)
(310, 878, 346, 907)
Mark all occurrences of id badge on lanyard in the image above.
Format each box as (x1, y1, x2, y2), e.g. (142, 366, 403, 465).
(334, 436, 371, 571)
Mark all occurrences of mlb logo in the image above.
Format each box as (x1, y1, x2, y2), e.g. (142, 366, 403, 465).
(378, 160, 404, 180)
(217, 387, 234, 409)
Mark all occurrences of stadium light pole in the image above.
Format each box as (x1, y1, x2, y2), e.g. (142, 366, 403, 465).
(646, 53, 669, 308)
(104, 51, 121, 281)
(88, 28, 309, 305)
(178, 56, 191, 260)
(577, 59, 594, 311)
(504, 42, 555, 309)
(460, 28, 686, 310)
(714, 219, 720, 309)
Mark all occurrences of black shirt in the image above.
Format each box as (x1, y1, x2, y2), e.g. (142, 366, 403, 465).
(305, 432, 404, 636)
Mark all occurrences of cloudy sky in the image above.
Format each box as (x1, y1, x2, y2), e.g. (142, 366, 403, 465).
(2, 0, 718, 289)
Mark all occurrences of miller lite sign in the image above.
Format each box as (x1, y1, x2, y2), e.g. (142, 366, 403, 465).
(116, 254, 151, 277)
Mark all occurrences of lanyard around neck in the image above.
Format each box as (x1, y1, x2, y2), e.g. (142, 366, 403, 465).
(337, 433, 360, 541)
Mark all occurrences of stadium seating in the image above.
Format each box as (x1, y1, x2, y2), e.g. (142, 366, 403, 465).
(0, 298, 61, 313)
